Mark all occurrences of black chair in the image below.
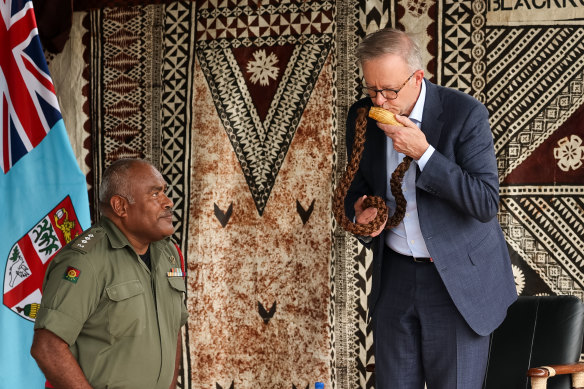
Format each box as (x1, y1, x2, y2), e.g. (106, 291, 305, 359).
(483, 295, 584, 389)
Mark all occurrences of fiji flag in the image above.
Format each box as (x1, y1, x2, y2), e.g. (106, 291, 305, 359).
(0, 0, 91, 387)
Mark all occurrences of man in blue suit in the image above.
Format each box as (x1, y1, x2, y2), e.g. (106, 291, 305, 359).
(343, 28, 517, 388)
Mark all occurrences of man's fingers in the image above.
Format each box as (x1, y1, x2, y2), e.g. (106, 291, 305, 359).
(354, 195, 368, 219)
(356, 207, 377, 224)
(394, 114, 412, 127)
(370, 220, 387, 237)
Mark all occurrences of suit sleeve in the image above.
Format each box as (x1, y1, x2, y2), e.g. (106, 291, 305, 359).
(416, 100, 500, 223)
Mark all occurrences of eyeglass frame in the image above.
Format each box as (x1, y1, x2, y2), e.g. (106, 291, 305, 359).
(360, 71, 417, 100)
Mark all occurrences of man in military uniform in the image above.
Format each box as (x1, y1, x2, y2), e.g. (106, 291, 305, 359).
(31, 159, 188, 389)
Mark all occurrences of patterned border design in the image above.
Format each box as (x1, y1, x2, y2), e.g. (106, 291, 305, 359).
(159, 4, 195, 385)
(160, 1, 195, 250)
(332, 0, 362, 387)
(438, 0, 476, 93)
(355, 0, 392, 37)
(500, 185, 584, 300)
(486, 27, 584, 175)
(470, 0, 487, 101)
(195, 0, 334, 43)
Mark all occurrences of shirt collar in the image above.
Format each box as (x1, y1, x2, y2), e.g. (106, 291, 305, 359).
(409, 78, 426, 124)
(99, 215, 170, 251)
(99, 216, 132, 249)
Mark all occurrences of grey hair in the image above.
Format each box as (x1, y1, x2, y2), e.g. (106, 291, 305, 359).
(356, 28, 423, 72)
(98, 159, 153, 211)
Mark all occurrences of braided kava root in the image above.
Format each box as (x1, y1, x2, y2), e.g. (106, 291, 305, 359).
(333, 107, 413, 236)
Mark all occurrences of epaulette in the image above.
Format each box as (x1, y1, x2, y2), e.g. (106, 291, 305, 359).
(70, 227, 105, 254)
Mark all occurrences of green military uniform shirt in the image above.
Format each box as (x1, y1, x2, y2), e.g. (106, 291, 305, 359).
(35, 217, 188, 389)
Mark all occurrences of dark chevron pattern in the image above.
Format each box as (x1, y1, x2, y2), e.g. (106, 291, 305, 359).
(196, 36, 332, 215)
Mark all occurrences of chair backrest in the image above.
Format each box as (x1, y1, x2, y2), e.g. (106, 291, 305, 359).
(483, 295, 584, 389)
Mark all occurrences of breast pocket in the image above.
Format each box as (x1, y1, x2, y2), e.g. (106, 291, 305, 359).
(167, 276, 186, 293)
(167, 277, 186, 326)
(105, 280, 145, 337)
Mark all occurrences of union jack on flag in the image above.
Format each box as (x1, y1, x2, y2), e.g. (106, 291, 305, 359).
(0, 0, 62, 173)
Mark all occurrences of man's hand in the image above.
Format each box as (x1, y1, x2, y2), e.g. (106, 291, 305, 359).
(30, 329, 92, 389)
(354, 195, 386, 237)
(377, 114, 429, 160)
(170, 332, 182, 389)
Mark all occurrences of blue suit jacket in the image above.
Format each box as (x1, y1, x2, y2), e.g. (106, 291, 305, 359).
(344, 80, 517, 336)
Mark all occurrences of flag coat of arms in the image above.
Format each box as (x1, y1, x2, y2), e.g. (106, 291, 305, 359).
(0, 0, 90, 387)
(4, 196, 83, 320)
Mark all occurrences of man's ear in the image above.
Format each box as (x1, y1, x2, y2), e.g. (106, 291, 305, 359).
(110, 195, 128, 218)
(414, 69, 425, 85)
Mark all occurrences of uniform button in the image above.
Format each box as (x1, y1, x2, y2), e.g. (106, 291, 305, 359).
(411, 240, 415, 244)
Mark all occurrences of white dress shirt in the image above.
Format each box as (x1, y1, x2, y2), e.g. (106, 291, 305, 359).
(384, 80, 435, 257)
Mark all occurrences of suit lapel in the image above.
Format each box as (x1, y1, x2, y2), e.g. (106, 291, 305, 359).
(421, 80, 444, 149)
(375, 131, 388, 196)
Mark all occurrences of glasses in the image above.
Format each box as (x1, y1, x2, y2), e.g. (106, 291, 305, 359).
(360, 71, 416, 100)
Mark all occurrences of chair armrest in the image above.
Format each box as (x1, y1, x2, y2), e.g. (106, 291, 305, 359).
(528, 362, 584, 377)
(527, 363, 584, 389)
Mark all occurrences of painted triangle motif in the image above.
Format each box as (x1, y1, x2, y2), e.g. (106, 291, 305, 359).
(503, 104, 584, 185)
(232, 45, 295, 122)
(197, 37, 332, 215)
